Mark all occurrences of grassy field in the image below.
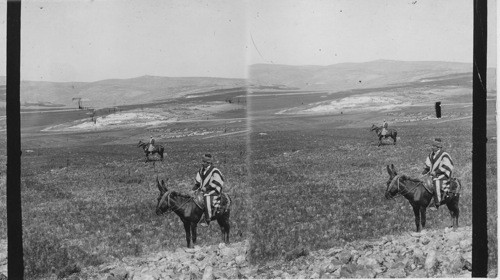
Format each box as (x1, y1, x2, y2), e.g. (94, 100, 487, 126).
(0, 122, 250, 278)
(247, 116, 497, 272)
(0, 81, 496, 278)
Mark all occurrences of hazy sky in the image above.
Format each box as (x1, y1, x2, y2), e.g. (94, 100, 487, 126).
(19, 0, 247, 82)
(0, 0, 496, 82)
(247, 0, 497, 66)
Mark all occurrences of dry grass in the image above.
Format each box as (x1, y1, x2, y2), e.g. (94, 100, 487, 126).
(3, 135, 249, 279)
(248, 120, 496, 272)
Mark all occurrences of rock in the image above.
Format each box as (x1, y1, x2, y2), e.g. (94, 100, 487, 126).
(221, 267, 240, 279)
(447, 254, 464, 275)
(285, 246, 309, 261)
(459, 239, 472, 250)
(326, 247, 343, 257)
(133, 274, 156, 280)
(310, 272, 320, 278)
(424, 250, 438, 275)
(202, 266, 214, 280)
(384, 267, 407, 278)
(340, 264, 376, 278)
(357, 255, 378, 267)
(406, 269, 427, 278)
(235, 255, 246, 265)
(463, 260, 472, 271)
(109, 268, 129, 280)
(337, 251, 352, 264)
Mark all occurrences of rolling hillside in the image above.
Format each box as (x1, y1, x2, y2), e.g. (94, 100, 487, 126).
(249, 60, 496, 92)
(15, 76, 246, 109)
(0, 60, 495, 110)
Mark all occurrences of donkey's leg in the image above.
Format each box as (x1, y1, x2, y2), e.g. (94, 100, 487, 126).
(183, 222, 193, 248)
(412, 205, 421, 232)
(191, 222, 197, 245)
(447, 196, 460, 230)
(420, 207, 427, 229)
(217, 216, 230, 244)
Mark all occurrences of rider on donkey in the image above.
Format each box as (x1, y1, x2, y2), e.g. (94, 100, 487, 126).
(381, 120, 388, 136)
(422, 138, 454, 210)
(192, 154, 224, 226)
(148, 135, 155, 152)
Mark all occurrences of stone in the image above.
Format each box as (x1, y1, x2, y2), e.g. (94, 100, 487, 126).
(201, 266, 214, 280)
(285, 246, 310, 261)
(109, 268, 129, 280)
(133, 274, 156, 280)
(337, 251, 352, 264)
(424, 250, 438, 275)
(384, 267, 407, 278)
(406, 269, 427, 278)
(357, 255, 378, 267)
(459, 239, 472, 250)
(235, 255, 246, 265)
(447, 254, 465, 275)
(339, 264, 376, 278)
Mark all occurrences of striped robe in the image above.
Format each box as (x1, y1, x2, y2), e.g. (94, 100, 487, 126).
(194, 165, 224, 218)
(423, 149, 454, 199)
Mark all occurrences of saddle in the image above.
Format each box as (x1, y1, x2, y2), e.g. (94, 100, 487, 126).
(420, 176, 461, 195)
(193, 192, 231, 215)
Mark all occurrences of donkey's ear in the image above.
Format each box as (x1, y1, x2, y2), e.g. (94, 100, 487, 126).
(161, 179, 169, 191)
(156, 176, 163, 192)
(391, 164, 397, 174)
(386, 165, 392, 175)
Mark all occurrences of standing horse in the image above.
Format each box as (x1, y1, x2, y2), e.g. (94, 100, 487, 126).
(155, 177, 231, 248)
(384, 164, 460, 232)
(137, 140, 164, 162)
(371, 124, 397, 146)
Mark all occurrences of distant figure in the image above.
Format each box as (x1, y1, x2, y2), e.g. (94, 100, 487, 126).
(381, 120, 388, 136)
(192, 154, 224, 226)
(422, 138, 454, 210)
(148, 135, 155, 152)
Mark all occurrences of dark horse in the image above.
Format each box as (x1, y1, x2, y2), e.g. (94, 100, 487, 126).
(137, 140, 164, 162)
(155, 177, 231, 248)
(385, 164, 460, 232)
(371, 124, 397, 146)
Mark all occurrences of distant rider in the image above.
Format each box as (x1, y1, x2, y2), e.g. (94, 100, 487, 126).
(422, 138, 454, 210)
(381, 120, 388, 136)
(148, 135, 155, 152)
(192, 154, 224, 226)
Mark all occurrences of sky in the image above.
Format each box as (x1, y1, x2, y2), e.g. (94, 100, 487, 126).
(247, 0, 497, 66)
(18, 0, 247, 82)
(0, 0, 496, 82)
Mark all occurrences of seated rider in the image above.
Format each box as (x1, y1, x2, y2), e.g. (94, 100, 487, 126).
(148, 135, 155, 152)
(192, 153, 224, 226)
(381, 120, 388, 136)
(422, 138, 454, 210)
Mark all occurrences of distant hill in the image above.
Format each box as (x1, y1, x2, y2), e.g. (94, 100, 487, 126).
(0, 60, 496, 109)
(15, 76, 246, 109)
(249, 60, 496, 92)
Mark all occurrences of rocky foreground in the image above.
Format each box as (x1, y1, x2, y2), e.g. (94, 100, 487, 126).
(70, 226, 478, 279)
(0, 226, 488, 279)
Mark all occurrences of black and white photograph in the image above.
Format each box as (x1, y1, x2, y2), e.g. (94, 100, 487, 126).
(0, 0, 496, 279)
